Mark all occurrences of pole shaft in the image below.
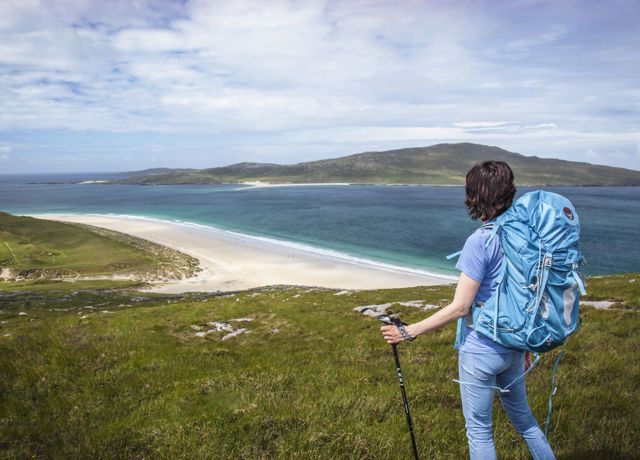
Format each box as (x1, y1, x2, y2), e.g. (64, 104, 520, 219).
(392, 344, 420, 460)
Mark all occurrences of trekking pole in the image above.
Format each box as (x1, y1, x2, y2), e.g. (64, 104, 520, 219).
(378, 314, 420, 460)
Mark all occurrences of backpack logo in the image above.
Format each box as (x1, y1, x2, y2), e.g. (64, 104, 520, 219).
(563, 207, 574, 220)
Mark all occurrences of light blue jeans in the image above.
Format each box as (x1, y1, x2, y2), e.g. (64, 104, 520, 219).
(458, 350, 556, 460)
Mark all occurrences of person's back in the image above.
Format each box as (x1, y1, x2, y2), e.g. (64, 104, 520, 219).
(381, 161, 556, 460)
(454, 223, 509, 354)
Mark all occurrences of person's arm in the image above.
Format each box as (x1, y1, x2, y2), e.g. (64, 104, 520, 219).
(380, 272, 481, 344)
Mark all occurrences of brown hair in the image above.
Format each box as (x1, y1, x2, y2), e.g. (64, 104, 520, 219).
(464, 161, 516, 221)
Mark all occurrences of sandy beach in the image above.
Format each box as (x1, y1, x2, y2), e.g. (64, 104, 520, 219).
(33, 214, 455, 293)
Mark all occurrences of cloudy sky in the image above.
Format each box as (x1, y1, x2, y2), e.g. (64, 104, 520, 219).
(0, 0, 638, 173)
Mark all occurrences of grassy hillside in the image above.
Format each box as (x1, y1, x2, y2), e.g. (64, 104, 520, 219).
(0, 276, 638, 459)
(1, 212, 637, 458)
(116, 143, 640, 186)
(0, 212, 199, 281)
(584, 273, 640, 307)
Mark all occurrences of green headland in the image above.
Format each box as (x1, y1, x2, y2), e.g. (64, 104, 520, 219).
(0, 212, 199, 283)
(112, 143, 640, 186)
(1, 213, 638, 459)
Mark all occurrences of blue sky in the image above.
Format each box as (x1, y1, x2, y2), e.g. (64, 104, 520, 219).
(0, 0, 638, 173)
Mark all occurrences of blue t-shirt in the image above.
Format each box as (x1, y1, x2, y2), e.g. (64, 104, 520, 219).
(455, 224, 511, 354)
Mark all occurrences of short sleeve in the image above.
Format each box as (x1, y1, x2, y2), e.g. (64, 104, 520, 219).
(455, 231, 486, 283)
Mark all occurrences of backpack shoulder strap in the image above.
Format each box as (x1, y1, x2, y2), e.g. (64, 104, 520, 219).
(447, 222, 495, 260)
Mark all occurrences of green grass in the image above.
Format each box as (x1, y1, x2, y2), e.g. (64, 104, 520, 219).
(0, 241, 18, 266)
(1, 279, 638, 459)
(0, 279, 146, 293)
(584, 273, 640, 308)
(0, 212, 199, 280)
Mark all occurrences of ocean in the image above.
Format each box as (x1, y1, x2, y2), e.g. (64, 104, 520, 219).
(0, 173, 638, 276)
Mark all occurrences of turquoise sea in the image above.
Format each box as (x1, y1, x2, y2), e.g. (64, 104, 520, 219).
(0, 173, 638, 276)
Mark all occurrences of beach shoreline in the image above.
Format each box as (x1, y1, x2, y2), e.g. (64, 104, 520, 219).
(29, 213, 456, 293)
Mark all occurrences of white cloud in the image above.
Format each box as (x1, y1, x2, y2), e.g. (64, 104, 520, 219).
(504, 27, 566, 53)
(454, 122, 511, 129)
(281, 124, 639, 146)
(0, 0, 638, 171)
(0, 145, 11, 160)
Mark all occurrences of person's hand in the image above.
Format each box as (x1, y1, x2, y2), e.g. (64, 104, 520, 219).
(524, 352, 532, 370)
(380, 324, 415, 344)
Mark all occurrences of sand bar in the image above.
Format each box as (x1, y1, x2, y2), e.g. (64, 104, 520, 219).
(33, 214, 456, 293)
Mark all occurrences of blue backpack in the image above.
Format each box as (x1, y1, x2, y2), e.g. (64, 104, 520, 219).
(467, 190, 586, 353)
(448, 190, 587, 435)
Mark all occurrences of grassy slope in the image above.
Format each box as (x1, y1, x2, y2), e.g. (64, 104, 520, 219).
(0, 212, 199, 280)
(584, 273, 640, 307)
(1, 276, 638, 459)
(118, 143, 640, 186)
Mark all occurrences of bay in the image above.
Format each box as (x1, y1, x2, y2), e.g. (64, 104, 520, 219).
(0, 173, 638, 276)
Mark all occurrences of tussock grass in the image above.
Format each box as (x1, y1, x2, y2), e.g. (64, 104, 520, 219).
(1, 280, 638, 459)
(0, 212, 199, 280)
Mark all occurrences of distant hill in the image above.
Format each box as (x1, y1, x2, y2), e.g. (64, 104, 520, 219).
(116, 143, 640, 186)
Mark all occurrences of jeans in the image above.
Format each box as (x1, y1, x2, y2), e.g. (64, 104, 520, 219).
(458, 350, 556, 460)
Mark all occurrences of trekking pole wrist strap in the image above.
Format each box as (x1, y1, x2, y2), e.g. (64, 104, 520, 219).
(398, 324, 416, 342)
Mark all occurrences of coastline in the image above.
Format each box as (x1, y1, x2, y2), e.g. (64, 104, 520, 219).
(30, 213, 456, 293)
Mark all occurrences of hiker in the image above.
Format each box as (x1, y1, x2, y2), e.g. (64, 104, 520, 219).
(380, 161, 556, 460)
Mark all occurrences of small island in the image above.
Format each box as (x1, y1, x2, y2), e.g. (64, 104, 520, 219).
(108, 143, 640, 187)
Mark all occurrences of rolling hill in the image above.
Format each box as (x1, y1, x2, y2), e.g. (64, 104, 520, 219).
(115, 143, 640, 186)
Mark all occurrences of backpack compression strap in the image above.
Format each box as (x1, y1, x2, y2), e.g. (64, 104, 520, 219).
(545, 348, 565, 437)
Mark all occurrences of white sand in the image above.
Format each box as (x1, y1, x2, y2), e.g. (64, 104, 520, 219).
(240, 181, 352, 188)
(34, 214, 456, 293)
